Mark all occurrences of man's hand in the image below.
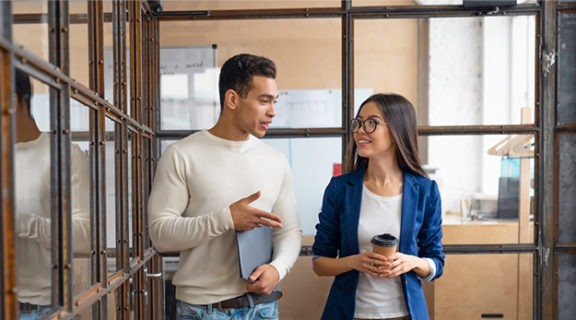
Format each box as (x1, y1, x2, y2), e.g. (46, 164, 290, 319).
(246, 264, 279, 295)
(229, 191, 283, 231)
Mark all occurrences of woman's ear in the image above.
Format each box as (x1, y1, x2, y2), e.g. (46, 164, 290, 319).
(224, 89, 238, 111)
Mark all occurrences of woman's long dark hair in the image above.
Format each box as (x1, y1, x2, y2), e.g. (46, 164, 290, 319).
(345, 93, 427, 178)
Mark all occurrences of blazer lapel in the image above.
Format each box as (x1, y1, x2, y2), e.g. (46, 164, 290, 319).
(343, 168, 365, 255)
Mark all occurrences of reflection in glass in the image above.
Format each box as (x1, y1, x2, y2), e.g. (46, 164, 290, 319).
(264, 137, 342, 235)
(70, 99, 93, 298)
(14, 72, 91, 317)
(14, 71, 55, 318)
(159, 18, 341, 130)
(355, 15, 536, 126)
(434, 253, 533, 319)
(420, 134, 534, 244)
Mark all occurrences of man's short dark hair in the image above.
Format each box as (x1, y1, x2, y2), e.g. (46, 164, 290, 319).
(218, 54, 276, 110)
(15, 69, 32, 114)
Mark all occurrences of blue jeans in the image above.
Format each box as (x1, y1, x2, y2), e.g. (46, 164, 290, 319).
(176, 299, 278, 320)
(18, 306, 52, 320)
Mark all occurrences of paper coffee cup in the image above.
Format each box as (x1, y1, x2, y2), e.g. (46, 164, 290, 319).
(371, 233, 398, 256)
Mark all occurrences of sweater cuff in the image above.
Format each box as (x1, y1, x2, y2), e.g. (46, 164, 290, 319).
(219, 206, 236, 231)
(268, 261, 287, 280)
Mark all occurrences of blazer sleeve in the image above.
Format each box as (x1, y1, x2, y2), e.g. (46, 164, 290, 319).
(312, 177, 342, 258)
(418, 180, 445, 280)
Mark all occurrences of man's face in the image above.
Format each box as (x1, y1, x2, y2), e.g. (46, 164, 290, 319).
(233, 75, 278, 138)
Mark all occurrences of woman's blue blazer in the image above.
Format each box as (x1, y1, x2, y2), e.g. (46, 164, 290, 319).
(312, 167, 445, 320)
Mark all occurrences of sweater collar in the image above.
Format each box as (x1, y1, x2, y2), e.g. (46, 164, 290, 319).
(202, 130, 256, 153)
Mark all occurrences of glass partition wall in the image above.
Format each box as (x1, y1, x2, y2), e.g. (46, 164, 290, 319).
(1, 1, 576, 320)
(2, 0, 160, 319)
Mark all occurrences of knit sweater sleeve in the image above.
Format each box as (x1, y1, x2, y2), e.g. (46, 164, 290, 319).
(269, 155, 302, 280)
(148, 144, 235, 253)
(16, 142, 91, 253)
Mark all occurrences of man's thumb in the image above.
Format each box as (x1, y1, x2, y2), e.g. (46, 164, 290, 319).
(244, 191, 261, 203)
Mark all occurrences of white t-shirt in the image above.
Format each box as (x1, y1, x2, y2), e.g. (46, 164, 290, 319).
(355, 185, 409, 319)
(148, 130, 302, 305)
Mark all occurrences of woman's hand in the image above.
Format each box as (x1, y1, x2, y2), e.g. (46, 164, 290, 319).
(347, 252, 388, 277)
(378, 252, 430, 278)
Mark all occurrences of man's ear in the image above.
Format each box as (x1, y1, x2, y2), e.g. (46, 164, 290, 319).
(224, 89, 238, 110)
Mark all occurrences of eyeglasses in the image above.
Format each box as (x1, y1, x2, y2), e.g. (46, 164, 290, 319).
(350, 118, 382, 134)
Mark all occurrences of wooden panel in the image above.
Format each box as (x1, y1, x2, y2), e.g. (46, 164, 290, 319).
(278, 255, 333, 320)
(434, 254, 519, 320)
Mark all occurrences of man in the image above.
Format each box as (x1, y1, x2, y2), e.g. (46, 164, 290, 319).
(148, 53, 302, 319)
(14, 69, 91, 319)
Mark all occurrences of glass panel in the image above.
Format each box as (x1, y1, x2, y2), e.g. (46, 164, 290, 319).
(433, 253, 533, 319)
(105, 118, 119, 272)
(263, 137, 342, 236)
(355, 15, 536, 126)
(14, 74, 55, 316)
(559, 254, 576, 319)
(104, 3, 130, 110)
(128, 130, 134, 259)
(107, 287, 121, 319)
(104, 12, 115, 103)
(558, 12, 576, 125)
(354, 18, 418, 114)
(160, 139, 176, 154)
(70, 99, 93, 297)
(353, 0, 424, 5)
(353, 0, 537, 5)
(143, 137, 152, 248)
(69, 0, 89, 85)
(12, 0, 49, 61)
(559, 133, 576, 243)
(421, 134, 535, 244)
(161, 0, 340, 10)
(159, 18, 341, 130)
(159, 46, 218, 130)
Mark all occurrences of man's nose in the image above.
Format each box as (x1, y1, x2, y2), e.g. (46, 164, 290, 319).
(267, 102, 276, 118)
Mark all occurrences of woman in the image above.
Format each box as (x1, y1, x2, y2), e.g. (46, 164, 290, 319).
(312, 93, 444, 320)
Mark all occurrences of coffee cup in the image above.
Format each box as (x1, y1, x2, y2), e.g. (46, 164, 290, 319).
(371, 233, 398, 256)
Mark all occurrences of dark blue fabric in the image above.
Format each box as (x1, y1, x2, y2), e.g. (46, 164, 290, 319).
(312, 167, 445, 320)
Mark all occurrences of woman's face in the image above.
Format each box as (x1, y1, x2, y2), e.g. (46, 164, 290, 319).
(353, 102, 396, 159)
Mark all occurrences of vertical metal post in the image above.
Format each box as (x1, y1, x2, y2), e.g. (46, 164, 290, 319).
(0, 1, 17, 319)
(538, 0, 557, 319)
(48, 0, 72, 312)
(342, 0, 354, 173)
(88, 1, 106, 318)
